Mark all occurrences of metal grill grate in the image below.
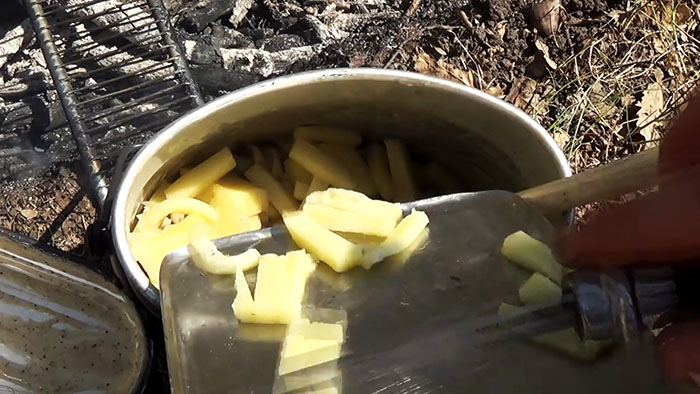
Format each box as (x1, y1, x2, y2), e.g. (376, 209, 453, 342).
(25, 0, 203, 207)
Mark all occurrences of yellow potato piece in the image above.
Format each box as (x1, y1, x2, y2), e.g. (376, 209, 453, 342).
(189, 228, 261, 274)
(501, 231, 563, 285)
(294, 125, 362, 146)
(362, 210, 429, 269)
(303, 203, 397, 237)
(134, 198, 218, 234)
(283, 211, 363, 273)
(278, 318, 344, 375)
(233, 250, 316, 324)
(306, 176, 329, 196)
(207, 187, 264, 239)
(305, 188, 402, 225)
(284, 158, 313, 184)
(386, 227, 429, 265)
(518, 273, 562, 305)
(165, 148, 236, 199)
(264, 146, 285, 178)
(197, 175, 268, 216)
(366, 143, 395, 201)
(384, 139, 416, 202)
(245, 163, 298, 213)
(497, 303, 609, 362)
(289, 140, 356, 190)
(149, 181, 170, 203)
(318, 143, 377, 196)
(294, 181, 310, 201)
(251, 145, 267, 169)
(129, 214, 210, 288)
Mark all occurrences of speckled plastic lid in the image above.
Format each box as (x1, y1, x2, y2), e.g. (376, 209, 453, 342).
(0, 230, 148, 393)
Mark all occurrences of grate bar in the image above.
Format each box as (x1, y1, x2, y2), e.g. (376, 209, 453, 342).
(25, 0, 203, 208)
(92, 117, 173, 149)
(65, 54, 179, 79)
(86, 97, 192, 136)
(61, 35, 169, 67)
(82, 84, 185, 123)
(48, 3, 155, 29)
(53, 13, 157, 46)
(59, 25, 163, 54)
(70, 61, 173, 96)
(76, 76, 180, 108)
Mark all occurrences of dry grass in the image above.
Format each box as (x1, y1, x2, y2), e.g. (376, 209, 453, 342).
(401, 0, 699, 172)
(540, 0, 700, 171)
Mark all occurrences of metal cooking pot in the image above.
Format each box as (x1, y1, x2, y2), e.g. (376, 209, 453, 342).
(112, 68, 571, 312)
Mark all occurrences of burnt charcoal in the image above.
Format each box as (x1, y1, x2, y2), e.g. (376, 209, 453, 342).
(188, 40, 222, 65)
(256, 34, 307, 52)
(180, 1, 235, 33)
(239, 28, 268, 40)
(191, 65, 263, 94)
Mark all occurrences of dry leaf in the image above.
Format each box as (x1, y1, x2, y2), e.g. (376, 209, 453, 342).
(485, 86, 504, 97)
(535, 40, 557, 69)
(526, 40, 557, 78)
(413, 50, 474, 87)
(553, 131, 570, 149)
(636, 82, 665, 144)
(495, 21, 508, 39)
(20, 208, 38, 220)
(528, 0, 562, 37)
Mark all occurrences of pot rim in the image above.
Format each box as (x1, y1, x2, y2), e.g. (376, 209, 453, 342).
(111, 68, 571, 311)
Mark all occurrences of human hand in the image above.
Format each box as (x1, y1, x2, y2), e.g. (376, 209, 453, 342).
(557, 90, 700, 385)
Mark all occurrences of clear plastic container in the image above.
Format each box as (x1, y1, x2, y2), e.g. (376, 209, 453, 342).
(161, 191, 671, 393)
(0, 230, 148, 393)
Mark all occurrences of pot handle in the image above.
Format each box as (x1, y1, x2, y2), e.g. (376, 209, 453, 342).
(517, 147, 659, 217)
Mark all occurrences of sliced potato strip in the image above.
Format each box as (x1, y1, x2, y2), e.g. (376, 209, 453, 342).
(208, 187, 263, 239)
(134, 198, 218, 233)
(129, 214, 210, 288)
(294, 125, 362, 146)
(198, 175, 268, 216)
(149, 181, 170, 203)
(518, 273, 562, 305)
(289, 139, 356, 190)
(283, 211, 363, 273)
(165, 148, 236, 199)
(303, 203, 396, 237)
(189, 233, 261, 275)
(386, 227, 429, 265)
(498, 303, 609, 362)
(294, 181, 310, 201)
(366, 143, 395, 201)
(501, 231, 563, 284)
(385, 139, 416, 202)
(264, 146, 285, 178)
(284, 158, 313, 184)
(245, 163, 298, 213)
(233, 250, 316, 324)
(318, 143, 377, 196)
(278, 318, 344, 375)
(362, 210, 429, 269)
(306, 176, 329, 196)
(251, 145, 267, 168)
(306, 188, 402, 225)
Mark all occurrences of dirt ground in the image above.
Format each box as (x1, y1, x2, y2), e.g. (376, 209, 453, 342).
(0, 0, 697, 252)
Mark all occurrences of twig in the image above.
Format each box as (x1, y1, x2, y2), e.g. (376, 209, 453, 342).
(404, 0, 422, 17)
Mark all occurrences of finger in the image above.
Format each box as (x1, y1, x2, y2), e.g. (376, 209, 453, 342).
(659, 90, 700, 187)
(557, 183, 700, 268)
(558, 91, 700, 269)
(657, 319, 700, 385)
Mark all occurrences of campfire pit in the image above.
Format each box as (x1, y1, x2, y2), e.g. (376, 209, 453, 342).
(0, 0, 698, 391)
